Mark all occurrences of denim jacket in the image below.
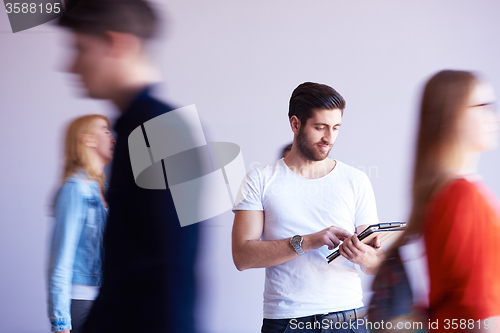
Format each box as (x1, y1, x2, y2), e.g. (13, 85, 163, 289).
(48, 171, 108, 331)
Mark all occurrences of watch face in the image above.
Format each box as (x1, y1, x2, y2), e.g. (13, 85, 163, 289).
(291, 235, 302, 246)
(290, 235, 304, 255)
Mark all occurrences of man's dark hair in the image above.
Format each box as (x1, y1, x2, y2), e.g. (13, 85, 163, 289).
(288, 82, 346, 125)
(57, 0, 158, 40)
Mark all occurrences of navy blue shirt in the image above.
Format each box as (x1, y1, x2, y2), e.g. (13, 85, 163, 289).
(84, 87, 199, 333)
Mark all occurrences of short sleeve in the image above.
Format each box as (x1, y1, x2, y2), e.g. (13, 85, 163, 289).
(232, 168, 264, 211)
(354, 172, 379, 227)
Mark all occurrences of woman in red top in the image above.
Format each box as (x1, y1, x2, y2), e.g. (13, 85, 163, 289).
(413, 70, 500, 330)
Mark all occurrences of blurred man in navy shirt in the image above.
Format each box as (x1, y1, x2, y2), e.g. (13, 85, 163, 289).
(58, 1, 199, 332)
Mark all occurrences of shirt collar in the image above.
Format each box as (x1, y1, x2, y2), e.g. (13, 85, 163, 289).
(113, 85, 155, 134)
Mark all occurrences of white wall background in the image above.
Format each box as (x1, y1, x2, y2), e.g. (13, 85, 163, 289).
(1, 1, 499, 332)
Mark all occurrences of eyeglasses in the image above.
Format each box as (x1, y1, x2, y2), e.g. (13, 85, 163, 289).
(470, 102, 495, 108)
(469, 102, 498, 114)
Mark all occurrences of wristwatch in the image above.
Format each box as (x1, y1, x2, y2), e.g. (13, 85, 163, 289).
(290, 235, 305, 255)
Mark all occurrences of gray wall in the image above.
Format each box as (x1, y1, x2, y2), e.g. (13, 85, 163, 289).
(1, 1, 499, 332)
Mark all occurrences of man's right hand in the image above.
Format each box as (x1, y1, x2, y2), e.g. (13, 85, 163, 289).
(302, 226, 352, 252)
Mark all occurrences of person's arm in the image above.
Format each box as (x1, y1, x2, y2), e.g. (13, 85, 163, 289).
(341, 172, 381, 275)
(232, 210, 352, 271)
(426, 180, 500, 327)
(48, 181, 87, 332)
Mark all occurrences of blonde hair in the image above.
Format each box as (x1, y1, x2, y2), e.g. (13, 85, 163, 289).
(62, 114, 110, 194)
(391, 70, 478, 251)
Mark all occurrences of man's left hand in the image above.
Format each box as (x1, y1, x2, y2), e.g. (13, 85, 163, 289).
(339, 234, 381, 275)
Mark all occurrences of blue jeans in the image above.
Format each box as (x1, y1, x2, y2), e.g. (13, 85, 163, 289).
(262, 312, 368, 333)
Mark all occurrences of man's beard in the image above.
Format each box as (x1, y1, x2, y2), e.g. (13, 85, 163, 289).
(295, 127, 332, 162)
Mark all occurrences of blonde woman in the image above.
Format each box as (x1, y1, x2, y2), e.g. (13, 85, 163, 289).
(48, 115, 115, 333)
(370, 70, 500, 332)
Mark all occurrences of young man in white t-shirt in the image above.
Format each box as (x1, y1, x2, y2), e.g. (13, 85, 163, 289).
(232, 82, 381, 333)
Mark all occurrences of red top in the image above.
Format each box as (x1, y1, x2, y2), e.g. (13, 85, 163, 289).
(424, 178, 500, 323)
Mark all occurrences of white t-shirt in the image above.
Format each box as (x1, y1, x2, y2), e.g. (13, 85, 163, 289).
(71, 284, 100, 300)
(233, 159, 378, 319)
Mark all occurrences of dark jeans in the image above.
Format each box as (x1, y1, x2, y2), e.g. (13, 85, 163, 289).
(262, 312, 368, 333)
(70, 300, 93, 333)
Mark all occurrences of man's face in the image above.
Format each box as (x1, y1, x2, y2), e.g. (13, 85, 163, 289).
(295, 108, 342, 161)
(68, 33, 114, 99)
